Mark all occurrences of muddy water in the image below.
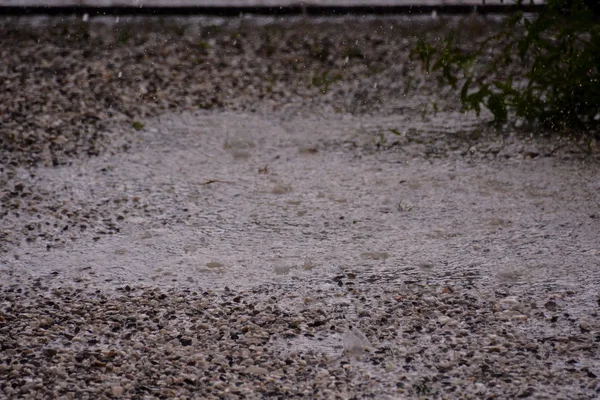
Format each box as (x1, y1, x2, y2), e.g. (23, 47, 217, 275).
(5, 110, 599, 304)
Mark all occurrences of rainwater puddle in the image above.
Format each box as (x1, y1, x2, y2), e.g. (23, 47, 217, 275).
(5, 110, 600, 298)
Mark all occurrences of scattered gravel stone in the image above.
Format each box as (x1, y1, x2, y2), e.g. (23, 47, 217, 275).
(1, 277, 599, 398)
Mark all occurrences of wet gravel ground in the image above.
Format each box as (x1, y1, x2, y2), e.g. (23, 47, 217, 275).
(0, 14, 464, 252)
(0, 14, 437, 168)
(2, 276, 600, 399)
(2, 15, 600, 399)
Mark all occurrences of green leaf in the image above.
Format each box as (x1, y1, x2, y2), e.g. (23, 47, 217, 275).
(487, 93, 508, 124)
(460, 77, 472, 104)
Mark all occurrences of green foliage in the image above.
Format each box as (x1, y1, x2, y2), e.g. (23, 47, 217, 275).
(197, 40, 211, 51)
(131, 121, 145, 131)
(412, 0, 600, 132)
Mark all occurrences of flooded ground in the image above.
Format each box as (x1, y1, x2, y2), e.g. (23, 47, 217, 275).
(4, 109, 600, 297)
(3, 105, 600, 398)
(1, 15, 599, 399)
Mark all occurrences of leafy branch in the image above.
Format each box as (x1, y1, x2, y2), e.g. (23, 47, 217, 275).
(412, 0, 600, 133)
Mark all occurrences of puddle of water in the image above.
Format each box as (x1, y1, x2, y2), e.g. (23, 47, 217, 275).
(4, 110, 599, 297)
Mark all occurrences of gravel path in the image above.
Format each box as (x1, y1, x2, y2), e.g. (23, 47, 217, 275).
(1, 15, 600, 399)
